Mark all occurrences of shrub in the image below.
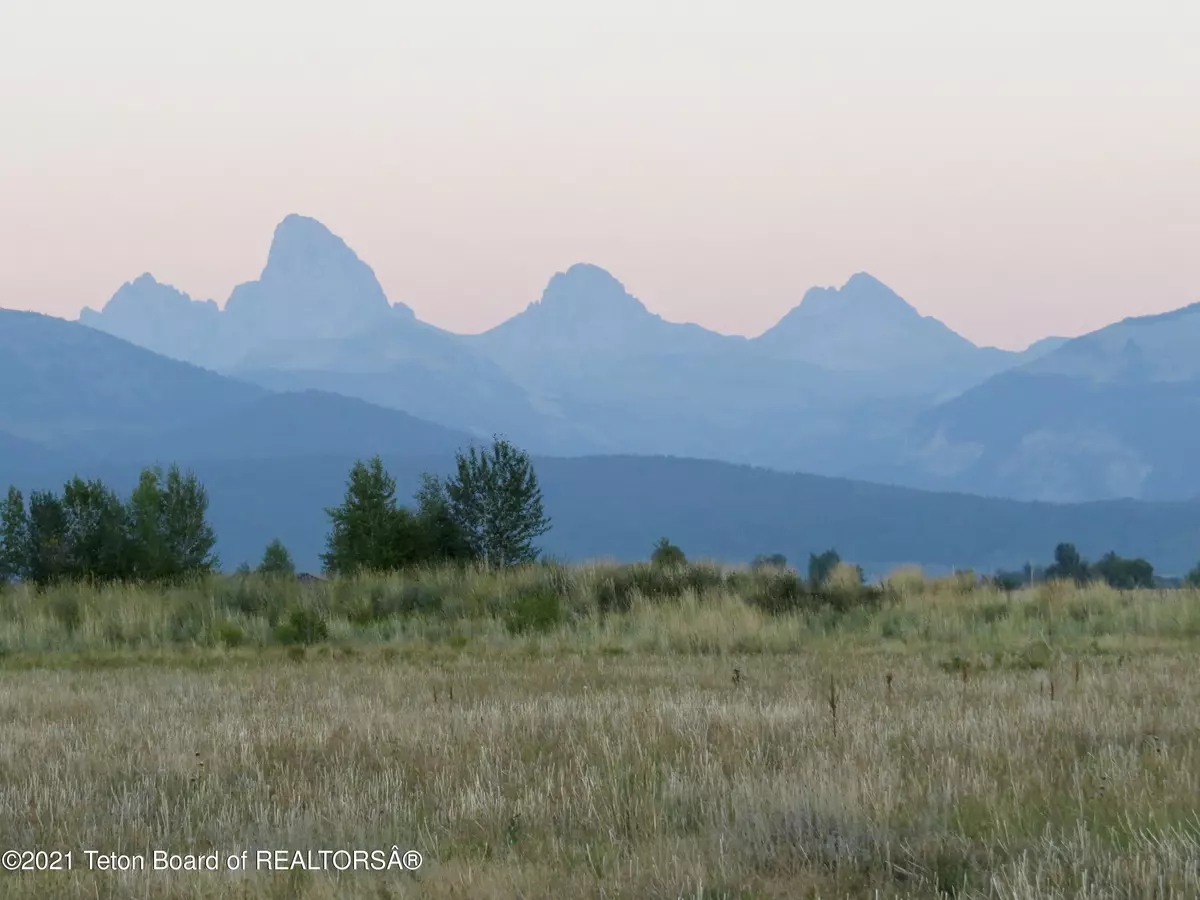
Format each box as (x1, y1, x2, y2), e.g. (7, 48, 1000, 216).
(593, 570, 637, 614)
(168, 592, 218, 645)
(335, 579, 447, 625)
(750, 553, 788, 570)
(739, 568, 810, 614)
(975, 600, 1010, 624)
(214, 618, 247, 648)
(257, 539, 295, 578)
(650, 538, 686, 568)
(827, 561, 864, 590)
(1187, 562, 1200, 588)
(989, 571, 1026, 592)
(275, 605, 329, 645)
(1014, 639, 1054, 670)
(807, 549, 841, 587)
(48, 587, 84, 634)
(504, 589, 563, 636)
(215, 574, 295, 626)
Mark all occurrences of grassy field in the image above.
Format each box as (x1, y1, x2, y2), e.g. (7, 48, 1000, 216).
(1, 564, 1199, 899)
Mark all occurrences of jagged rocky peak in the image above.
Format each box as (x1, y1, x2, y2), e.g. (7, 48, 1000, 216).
(76, 272, 222, 367)
(79, 273, 217, 331)
(792, 272, 921, 321)
(98, 273, 217, 314)
(223, 214, 400, 338)
(532, 263, 650, 320)
(262, 214, 379, 286)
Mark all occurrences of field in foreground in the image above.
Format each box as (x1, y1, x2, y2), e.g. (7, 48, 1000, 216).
(1, 567, 1199, 899)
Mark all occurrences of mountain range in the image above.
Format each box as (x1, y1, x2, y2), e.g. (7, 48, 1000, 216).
(4, 211, 1200, 571)
(73, 214, 1199, 502)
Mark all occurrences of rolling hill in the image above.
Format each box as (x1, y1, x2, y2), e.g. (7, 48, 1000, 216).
(0, 307, 480, 473)
(0, 308, 262, 446)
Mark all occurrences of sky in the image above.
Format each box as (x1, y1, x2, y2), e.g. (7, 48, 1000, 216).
(1, 0, 1197, 351)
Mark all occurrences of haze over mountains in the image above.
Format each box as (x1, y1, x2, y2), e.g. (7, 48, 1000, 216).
(2, 309, 1199, 574)
(3, 214, 1200, 572)
(73, 213, 1200, 503)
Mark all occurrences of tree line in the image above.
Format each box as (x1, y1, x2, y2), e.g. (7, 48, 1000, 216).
(3, 438, 1200, 590)
(0, 437, 551, 588)
(0, 466, 218, 586)
(990, 542, 1189, 590)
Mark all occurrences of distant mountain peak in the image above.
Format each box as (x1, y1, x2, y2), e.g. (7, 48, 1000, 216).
(529, 263, 650, 321)
(222, 213, 396, 338)
(792, 272, 921, 321)
(80, 272, 217, 325)
(754, 273, 990, 376)
(264, 214, 362, 275)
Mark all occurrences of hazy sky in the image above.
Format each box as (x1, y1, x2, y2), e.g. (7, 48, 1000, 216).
(2, 0, 1197, 350)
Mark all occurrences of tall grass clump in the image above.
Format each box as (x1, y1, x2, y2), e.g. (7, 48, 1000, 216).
(2, 562, 1200, 658)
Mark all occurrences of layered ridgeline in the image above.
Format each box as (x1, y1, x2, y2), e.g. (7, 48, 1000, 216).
(76, 215, 1058, 482)
(79, 217, 554, 450)
(0, 308, 472, 465)
(890, 304, 1200, 501)
(73, 213, 1197, 501)
(5, 299, 1200, 574)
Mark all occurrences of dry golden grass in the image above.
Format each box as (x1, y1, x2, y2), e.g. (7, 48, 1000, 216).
(1, 569, 1199, 898)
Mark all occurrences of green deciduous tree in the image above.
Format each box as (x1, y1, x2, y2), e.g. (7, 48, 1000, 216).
(61, 476, 129, 582)
(322, 456, 401, 575)
(651, 537, 687, 568)
(126, 465, 218, 582)
(323, 457, 481, 576)
(322, 456, 435, 575)
(25, 490, 69, 586)
(1092, 551, 1154, 589)
(0, 486, 29, 583)
(1, 467, 217, 587)
(413, 473, 475, 563)
(808, 549, 841, 587)
(751, 553, 788, 570)
(427, 437, 551, 568)
(1046, 542, 1089, 584)
(258, 539, 295, 578)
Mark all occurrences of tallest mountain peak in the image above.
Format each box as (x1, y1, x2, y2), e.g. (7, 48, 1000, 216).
(265, 214, 361, 273)
(221, 214, 395, 339)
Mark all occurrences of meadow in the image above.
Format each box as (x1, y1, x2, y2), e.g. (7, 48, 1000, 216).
(1, 562, 1198, 899)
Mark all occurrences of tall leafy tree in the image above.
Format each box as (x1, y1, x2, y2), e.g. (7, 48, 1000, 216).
(322, 456, 406, 575)
(127, 468, 169, 580)
(430, 437, 551, 568)
(2, 467, 216, 586)
(1092, 551, 1154, 589)
(1046, 542, 1089, 583)
(61, 476, 129, 582)
(161, 465, 219, 577)
(25, 490, 69, 586)
(257, 538, 295, 578)
(126, 466, 218, 582)
(0, 486, 29, 582)
(413, 473, 476, 564)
